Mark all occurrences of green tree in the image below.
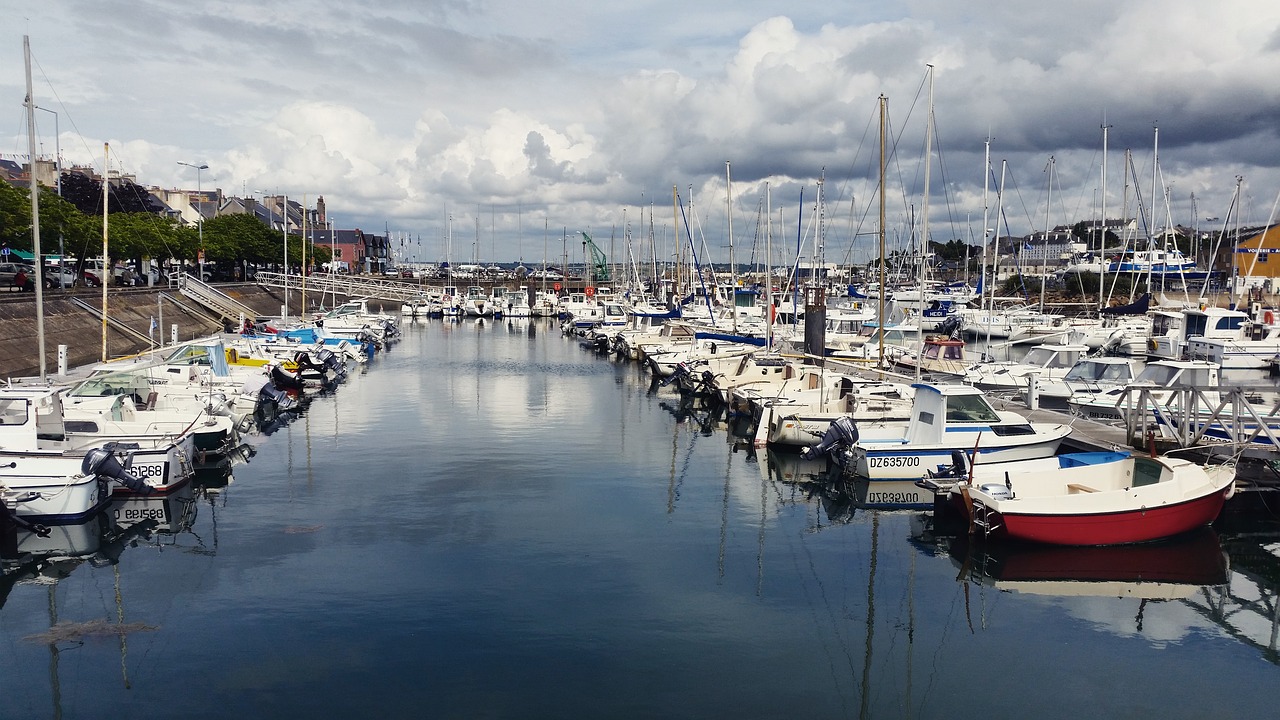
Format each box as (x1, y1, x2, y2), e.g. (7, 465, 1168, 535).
(97, 211, 194, 262)
(0, 178, 29, 248)
(202, 212, 280, 263)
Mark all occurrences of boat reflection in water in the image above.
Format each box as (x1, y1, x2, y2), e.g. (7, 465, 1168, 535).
(949, 527, 1230, 600)
(760, 450, 889, 527)
(764, 449, 935, 510)
(109, 481, 198, 542)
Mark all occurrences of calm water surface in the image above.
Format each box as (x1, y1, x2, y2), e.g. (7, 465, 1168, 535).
(3, 318, 1279, 719)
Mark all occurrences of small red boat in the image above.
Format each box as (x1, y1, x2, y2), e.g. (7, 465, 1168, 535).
(962, 454, 1236, 546)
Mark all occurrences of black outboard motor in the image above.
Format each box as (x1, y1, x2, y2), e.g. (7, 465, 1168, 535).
(82, 442, 153, 495)
(800, 416, 860, 460)
(292, 351, 330, 384)
(928, 449, 970, 479)
(660, 362, 691, 388)
(269, 364, 305, 394)
(313, 346, 347, 381)
(937, 314, 964, 339)
(258, 381, 300, 413)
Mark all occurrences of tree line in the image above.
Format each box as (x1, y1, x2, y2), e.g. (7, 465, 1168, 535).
(0, 174, 329, 274)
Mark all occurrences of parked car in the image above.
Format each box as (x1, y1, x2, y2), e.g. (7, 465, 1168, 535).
(0, 261, 36, 290)
(43, 264, 78, 288)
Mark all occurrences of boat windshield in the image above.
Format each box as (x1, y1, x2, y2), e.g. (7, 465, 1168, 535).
(1023, 347, 1082, 368)
(945, 394, 1002, 423)
(1136, 364, 1182, 385)
(1064, 361, 1134, 382)
(69, 369, 152, 398)
(0, 397, 29, 425)
(165, 344, 215, 365)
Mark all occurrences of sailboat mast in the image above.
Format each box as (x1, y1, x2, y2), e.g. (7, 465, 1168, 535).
(301, 194, 308, 313)
(23, 36, 47, 381)
(102, 142, 109, 361)
(917, 66, 934, 382)
(766, 181, 773, 350)
(1041, 156, 1053, 314)
(1100, 123, 1109, 311)
(1151, 126, 1160, 252)
(878, 95, 887, 369)
(980, 138, 991, 313)
(726, 160, 736, 333)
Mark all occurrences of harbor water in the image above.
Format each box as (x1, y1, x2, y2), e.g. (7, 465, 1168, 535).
(2, 318, 1279, 719)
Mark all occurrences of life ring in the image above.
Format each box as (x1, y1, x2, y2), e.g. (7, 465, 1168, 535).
(1148, 338, 1159, 352)
(1265, 309, 1276, 325)
(585, 286, 595, 297)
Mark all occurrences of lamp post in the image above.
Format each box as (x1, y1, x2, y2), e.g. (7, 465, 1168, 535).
(262, 190, 289, 319)
(34, 105, 63, 287)
(178, 161, 209, 284)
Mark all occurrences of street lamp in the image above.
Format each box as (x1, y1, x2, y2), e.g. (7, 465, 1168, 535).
(260, 190, 289, 319)
(178, 161, 209, 283)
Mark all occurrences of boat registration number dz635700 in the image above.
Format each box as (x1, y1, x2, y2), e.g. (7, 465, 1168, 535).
(867, 455, 921, 469)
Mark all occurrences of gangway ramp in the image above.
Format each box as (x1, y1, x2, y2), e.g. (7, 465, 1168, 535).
(177, 275, 260, 323)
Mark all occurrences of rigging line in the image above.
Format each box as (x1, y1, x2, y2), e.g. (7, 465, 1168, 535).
(28, 50, 103, 174)
(779, 502, 858, 713)
(930, 115, 966, 252)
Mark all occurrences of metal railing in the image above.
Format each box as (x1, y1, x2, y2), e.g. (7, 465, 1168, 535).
(176, 274, 259, 322)
(254, 271, 427, 304)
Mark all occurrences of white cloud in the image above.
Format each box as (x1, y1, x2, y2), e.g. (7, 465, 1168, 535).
(5, 0, 1280, 260)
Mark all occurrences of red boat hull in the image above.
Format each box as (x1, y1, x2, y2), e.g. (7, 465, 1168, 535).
(986, 487, 1230, 546)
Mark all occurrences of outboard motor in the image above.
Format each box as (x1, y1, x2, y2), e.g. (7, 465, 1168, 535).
(314, 346, 346, 380)
(660, 362, 691, 388)
(292, 350, 331, 384)
(204, 392, 235, 417)
(258, 381, 300, 413)
(938, 314, 964, 339)
(928, 449, 970, 479)
(269, 364, 305, 394)
(800, 416, 860, 460)
(82, 442, 152, 495)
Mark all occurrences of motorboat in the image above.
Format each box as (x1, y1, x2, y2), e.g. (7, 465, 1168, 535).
(801, 383, 1072, 488)
(963, 343, 1090, 393)
(746, 374, 916, 449)
(952, 452, 1235, 545)
(1017, 356, 1146, 410)
(400, 295, 431, 317)
(1065, 359, 1224, 423)
(504, 288, 532, 318)
(1, 388, 176, 524)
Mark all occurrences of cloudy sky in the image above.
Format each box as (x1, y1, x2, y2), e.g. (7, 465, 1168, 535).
(4, 0, 1280, 267)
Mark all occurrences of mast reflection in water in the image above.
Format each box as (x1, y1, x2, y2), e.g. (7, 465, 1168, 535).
(1, 319, 1277, 719)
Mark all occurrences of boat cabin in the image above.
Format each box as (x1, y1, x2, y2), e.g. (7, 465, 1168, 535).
(904, 383, 1031, 444)
(0, 388, 68, 449)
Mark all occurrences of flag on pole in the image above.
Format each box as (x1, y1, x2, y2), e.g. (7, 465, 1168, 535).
(149, 316, 156, 340)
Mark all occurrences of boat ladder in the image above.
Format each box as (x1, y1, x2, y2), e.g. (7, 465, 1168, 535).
(969, 501, 1002, 538)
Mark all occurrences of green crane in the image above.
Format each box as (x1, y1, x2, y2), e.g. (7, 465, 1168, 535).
(580, 231, 610, 282)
